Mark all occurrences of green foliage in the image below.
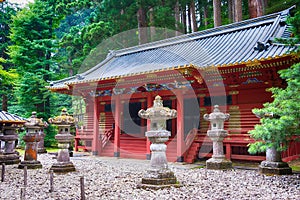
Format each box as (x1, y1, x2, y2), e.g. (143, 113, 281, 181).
(248, 10, 300, 154)
(59, 19, 113, 73)
(44, 125, 57, 147)
(0, 59, 18, 86)
(248, 63, 300, 153)
(266, 0, 300, 14)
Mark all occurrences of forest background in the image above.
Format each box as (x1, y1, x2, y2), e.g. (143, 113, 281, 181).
(0, 0, 299, 146)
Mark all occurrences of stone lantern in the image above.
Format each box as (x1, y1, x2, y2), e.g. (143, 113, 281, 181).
(0, 111, 26, 165)
(203, 105, 232, 170)
(37, 120, 48, 154)
(48, 108, 76, 173)
(18, 112, 45, 169)
(138, 95, 178, 189)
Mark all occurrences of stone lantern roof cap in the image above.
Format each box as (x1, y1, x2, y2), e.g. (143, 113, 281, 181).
(48, 108, 76, 125)
(138, 95, 177, 120)
(0, 110, 27, 124)
(204, 105, 230, 121)
(25, 111, 48, 128)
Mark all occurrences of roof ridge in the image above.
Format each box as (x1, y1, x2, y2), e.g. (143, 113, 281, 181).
(50, 7, 295, 88)
(114, 9, 289, 57)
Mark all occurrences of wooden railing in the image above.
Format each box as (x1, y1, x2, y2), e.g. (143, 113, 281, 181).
(100, 128, 113, 148)
(185, 128, 198, 148)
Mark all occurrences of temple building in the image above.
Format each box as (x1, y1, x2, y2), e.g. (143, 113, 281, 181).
(48, 8, 300, 163)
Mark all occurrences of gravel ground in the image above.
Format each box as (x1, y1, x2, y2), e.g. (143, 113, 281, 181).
(0, 154, 299, 200)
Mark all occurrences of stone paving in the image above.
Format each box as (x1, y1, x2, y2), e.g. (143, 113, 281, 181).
(0, 153, 299, 200)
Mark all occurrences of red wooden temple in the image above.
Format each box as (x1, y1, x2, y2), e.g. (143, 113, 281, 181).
(48, 8, 300, 163)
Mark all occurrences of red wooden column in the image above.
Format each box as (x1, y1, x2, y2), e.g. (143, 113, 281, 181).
(92, 97, 100, 155)
(229, 91, 239, 105)
(198, 94, 205, 107)
(171, 97, 177, 137)
(176, 90, 185, 162)
(226, 91, 239, 160)
(146, 93, 153, 160)
(140, 99, 147, 135)
(114, 95, 121, 157)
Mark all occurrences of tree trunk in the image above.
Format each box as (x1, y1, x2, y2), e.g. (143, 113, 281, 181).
(248, 0, 263, 18)
(262, 0, 268, 14)
(181, 4, 187, 34)
(228, 0, 234, 23)
(174, 0, 180, 34)
(190, 0, 197, 32)
(2, 94, 8, 111)
(187, 3, 192, 33)
(213, 0, 221, 27)
(149, 7, 156, 42)
(203, 5, 208, 28)
(137, 7, 148, 45)
(234, 0, 242, 22)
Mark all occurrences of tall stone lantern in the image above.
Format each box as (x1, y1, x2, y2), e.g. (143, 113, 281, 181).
(204, 105, 232, 170)
(138, 95, 178, 188)
(37, 120, 48, 154)
(0, 111, 26, 165)
(18, 112, 45, 169)
(48, 108, 76, 173)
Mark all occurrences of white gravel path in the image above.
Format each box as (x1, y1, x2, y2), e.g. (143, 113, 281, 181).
(0, 154, 299, 200)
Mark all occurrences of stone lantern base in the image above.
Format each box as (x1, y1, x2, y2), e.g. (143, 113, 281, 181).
(0, 153, 20, 165)
(18, 160, 42, 169)
(259, 161, 292, 175)
(37, 148, 47, 154)
(138, 169, 180, 189)
(206, 158, 232, 170)
(50, 162, 76, 173)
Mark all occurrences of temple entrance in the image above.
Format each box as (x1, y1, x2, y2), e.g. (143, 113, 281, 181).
(163, 99, 174, 135)
(122, 101, 142, 135)
(184, 98, 200, 137)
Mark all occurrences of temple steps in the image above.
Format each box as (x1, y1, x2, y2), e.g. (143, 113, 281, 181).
(100, 134, 180, 161)
(101, 134, 147, 160)
(166, 138, 178, 162)
(185, 142, 201, 164)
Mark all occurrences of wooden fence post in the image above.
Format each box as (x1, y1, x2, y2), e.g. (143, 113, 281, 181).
(23, 166, 27, 186)
(49, 170, 54, 192)
(80, 176, 85, 200)
(20, 187, 25, 200)
(1, 163, 5, 182)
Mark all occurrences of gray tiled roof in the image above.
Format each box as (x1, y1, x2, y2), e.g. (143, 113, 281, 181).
(49, 7, 297, 89)
(0, 111, 27, 124)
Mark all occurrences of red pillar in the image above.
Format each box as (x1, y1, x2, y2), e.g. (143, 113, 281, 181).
(114, 95, 121, 157)
(140, 99, 147, 135)
(230, 91, 239, 105)
(171, 98, 176, 137)
(92, 97, 100, 155)
(226, 143, 231, 160)
(146, 93, 152, 160)
(176, 91, 185, 162)
(199, 94, 205, 107)
(74, 128, 79, 151)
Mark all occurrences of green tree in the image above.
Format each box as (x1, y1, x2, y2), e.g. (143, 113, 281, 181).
(0, 59, 19, 111)
(248, 10, 300, 154)
(266, 0, 300, 14)
(8, 0, 72, 146)
(0, 1, 19, 111)
(8, 0, 64, 118)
